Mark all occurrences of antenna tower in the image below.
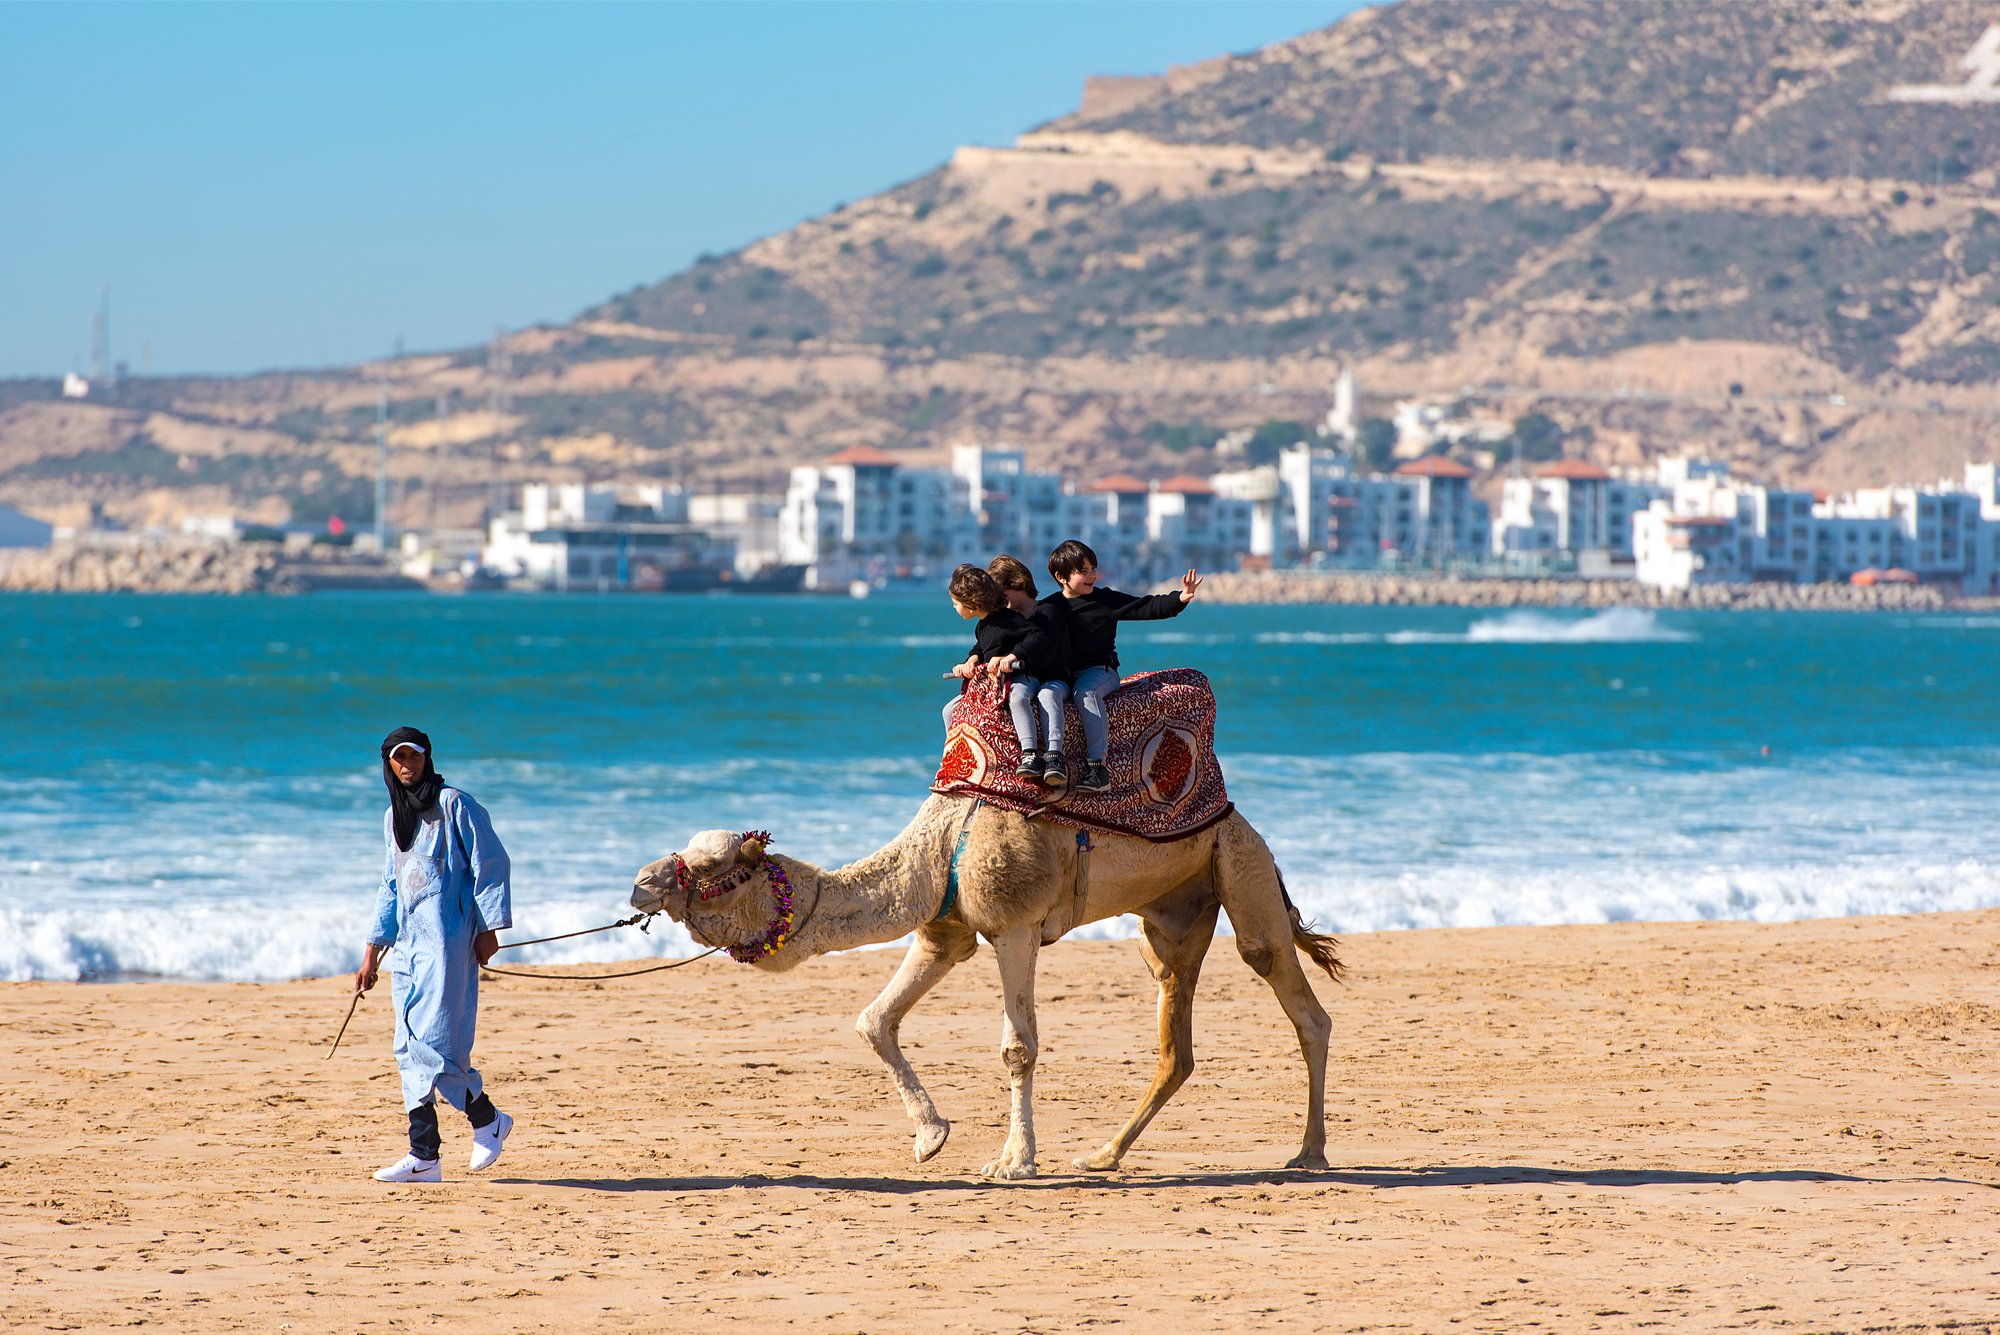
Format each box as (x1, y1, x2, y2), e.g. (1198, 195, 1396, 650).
(375, 385, 390, 549)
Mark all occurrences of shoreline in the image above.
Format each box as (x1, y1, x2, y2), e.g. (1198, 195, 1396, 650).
(6, 910, 1996, 1332)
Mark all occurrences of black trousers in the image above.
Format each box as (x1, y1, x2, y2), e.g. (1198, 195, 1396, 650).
(409, 1092, 496, 1159)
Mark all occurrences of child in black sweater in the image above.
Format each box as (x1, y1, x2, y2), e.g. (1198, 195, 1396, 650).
(987, 554, 1073, 785)
(943, 564, 1060, 779)
(1040, 540, 1201, 793)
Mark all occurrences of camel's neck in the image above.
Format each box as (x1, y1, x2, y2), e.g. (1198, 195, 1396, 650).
(764, 794, 961, 966)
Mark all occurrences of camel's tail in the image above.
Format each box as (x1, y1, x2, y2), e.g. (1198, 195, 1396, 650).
(1277, 867, 1345, 984)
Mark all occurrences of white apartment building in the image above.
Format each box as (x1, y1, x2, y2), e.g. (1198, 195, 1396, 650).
(1492, 462, 1670, 560)
(1145, 476, 1256, 577)
(1633, 457, 1998, 592)
(779, 445, 1259, 588)
(1219, 443, 1492, 565)
(777, 445, 988, 586)
(485, 483, 730, 590)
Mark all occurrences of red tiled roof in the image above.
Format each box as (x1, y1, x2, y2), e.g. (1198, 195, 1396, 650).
(1393, 456, 1476, 478)
(1535, 460, 1611, 481)
(1154, 474, 1215, 495)
(1091, 473, 1150, 493)
(825, 445, 898, 467)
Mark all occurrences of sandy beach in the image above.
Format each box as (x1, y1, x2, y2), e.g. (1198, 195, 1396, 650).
(5, 910, 1997, 1333)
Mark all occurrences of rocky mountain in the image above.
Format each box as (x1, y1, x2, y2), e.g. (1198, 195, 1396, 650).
(7, 0, 2000, 534)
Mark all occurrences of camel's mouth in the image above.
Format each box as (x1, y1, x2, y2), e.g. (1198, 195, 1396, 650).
(630, 857, 681, 918)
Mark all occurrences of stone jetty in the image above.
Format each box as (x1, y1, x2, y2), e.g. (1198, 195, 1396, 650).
(0, 538, 425, 595)
(1176, 570, 1975, 612)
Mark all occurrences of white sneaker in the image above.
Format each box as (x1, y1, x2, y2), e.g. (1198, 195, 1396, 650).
(373, 1154, 441, 1183)
(469, 1111, 513, 1171)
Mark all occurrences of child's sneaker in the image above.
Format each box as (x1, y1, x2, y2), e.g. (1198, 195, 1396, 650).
(1015, 751, 1045, 781)
(1041, 753, 1069, 786)
(373, 1154, 441, 1183)
(1077, 760, 1112, 794)
(469, 1110, 514, 1171)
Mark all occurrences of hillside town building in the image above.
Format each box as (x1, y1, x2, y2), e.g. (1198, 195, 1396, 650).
(1631, 460, 2000, 593)
(481, 445, 1999, 596)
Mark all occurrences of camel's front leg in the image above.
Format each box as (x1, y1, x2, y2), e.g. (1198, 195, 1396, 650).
(981, 923, 1041, 1180)
(855, 923, 976, 1163)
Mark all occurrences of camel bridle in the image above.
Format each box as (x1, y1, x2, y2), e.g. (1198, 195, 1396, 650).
(664, 832, 822, 964)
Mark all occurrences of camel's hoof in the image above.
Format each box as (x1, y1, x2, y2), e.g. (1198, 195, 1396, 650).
(914, 1121, 950, 1164)
(1284, 1150, 1330, 1171)
(981, 1159, 1038, 1181)
(1073, 1148, 1121, 1173)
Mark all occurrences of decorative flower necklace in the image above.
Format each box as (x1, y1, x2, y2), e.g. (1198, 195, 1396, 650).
(673, 830, 797, 963)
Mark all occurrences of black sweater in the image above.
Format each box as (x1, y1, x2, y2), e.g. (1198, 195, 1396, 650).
(970, 607, 1057, 678)
(1041, 586, 1187, 672)
(1018, 599, 1071, 680)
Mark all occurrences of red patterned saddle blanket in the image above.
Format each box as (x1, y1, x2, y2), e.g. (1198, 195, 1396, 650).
(931, 667, 1232, 843)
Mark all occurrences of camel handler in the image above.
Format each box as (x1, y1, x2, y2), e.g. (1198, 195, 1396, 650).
(354, 726, 517, 1183)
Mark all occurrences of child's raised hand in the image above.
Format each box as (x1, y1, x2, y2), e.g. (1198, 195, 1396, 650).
(1179, 568, 1204, 602)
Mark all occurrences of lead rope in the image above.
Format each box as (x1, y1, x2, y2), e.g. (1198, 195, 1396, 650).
(480, 909, 727, 980)
(479, 945, 722, 981)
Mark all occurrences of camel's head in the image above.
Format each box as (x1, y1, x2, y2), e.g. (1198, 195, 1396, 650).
(631, 828, 775, 940)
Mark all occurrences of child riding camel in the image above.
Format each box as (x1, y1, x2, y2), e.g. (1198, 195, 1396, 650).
(943, 563, 1062, 781)
(986, 553, 1074, 786)
(1041, 541, 1202, 794)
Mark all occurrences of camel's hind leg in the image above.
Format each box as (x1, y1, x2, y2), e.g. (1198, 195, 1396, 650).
(855, 922, 977, 1163)
(1074, 899, 1220, 1172)
(1215, 815, 1334, 1170)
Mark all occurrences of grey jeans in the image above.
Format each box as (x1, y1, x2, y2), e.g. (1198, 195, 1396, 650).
(943, 676, 1072, 754)
(1069, 665, 1120, 761)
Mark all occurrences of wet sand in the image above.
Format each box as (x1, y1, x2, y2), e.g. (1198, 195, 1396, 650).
(4, 910, 1997, 1333)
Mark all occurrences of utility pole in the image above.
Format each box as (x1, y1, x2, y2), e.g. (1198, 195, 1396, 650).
(375, 384, 389, 550)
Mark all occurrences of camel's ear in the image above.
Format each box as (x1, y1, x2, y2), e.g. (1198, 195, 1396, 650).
(680, 829, 743, 879)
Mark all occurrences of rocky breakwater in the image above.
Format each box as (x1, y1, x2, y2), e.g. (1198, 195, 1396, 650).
(1182, 571, 1953, 612)
(0, 537, 302, 595)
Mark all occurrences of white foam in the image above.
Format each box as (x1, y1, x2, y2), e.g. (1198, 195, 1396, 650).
(1253, 631, 1389, 645)
(6, 748, 1997, 981)
(1461, 608, 1695, 643)
(1256, 610, 1691, 646)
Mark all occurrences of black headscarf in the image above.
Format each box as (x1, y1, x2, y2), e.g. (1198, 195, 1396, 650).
(381, 726, 445, 852)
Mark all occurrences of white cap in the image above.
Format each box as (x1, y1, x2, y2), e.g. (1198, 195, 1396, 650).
(389, 742, 426, 757)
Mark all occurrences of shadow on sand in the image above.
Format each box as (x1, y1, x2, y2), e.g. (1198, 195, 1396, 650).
(492, 1162, 1975, 1195)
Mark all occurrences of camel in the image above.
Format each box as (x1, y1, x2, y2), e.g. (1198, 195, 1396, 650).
(629, 793, 1342, 1179)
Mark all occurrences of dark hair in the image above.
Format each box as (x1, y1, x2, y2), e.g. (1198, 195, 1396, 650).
(986, 553, 1037, 598)
(1047, 540, 1098, 581)
(948, 563, 1004, 613)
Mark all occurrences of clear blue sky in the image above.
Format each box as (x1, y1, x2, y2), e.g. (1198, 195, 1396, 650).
(0, 1, 1363, 379)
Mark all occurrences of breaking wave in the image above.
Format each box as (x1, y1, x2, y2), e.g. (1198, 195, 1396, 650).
(5, 748, 1997, 981)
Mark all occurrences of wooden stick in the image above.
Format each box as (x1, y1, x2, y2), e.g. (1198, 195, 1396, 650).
(325, 990, 363, 1059)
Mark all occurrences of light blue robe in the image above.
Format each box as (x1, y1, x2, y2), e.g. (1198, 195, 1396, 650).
(367, 786, 512, 1113)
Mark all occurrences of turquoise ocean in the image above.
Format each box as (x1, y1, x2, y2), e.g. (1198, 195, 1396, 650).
(3, 591, 1996, 981)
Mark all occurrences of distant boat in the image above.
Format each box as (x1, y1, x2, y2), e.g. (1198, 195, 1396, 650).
(660, 564, 806, 595)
